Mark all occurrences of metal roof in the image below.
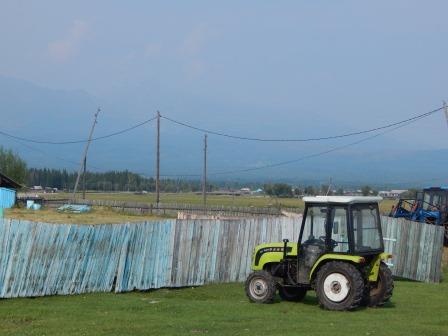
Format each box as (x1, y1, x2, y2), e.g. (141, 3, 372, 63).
(0, 172, 22, 190)
(302, 196, 383, 204)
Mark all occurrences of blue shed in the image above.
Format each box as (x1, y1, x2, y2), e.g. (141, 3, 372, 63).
(0, 187, 16, 208)
(0, 172, 21, 209)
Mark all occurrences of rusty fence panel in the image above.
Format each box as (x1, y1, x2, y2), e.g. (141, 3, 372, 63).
(0, 215, 443, 299)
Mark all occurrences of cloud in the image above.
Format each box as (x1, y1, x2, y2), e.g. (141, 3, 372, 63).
(178, 24, 209, 56)
(178, 24, 213, 79)
(48, 20, 89, 62)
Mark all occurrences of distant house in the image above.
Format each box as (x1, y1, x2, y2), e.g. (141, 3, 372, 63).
(378, 190, 408, 199)
(240, 188, 251, 195)
(252, 188, 264, 195)
(344, 190, 364, 196)
(0, 172, 22, 209)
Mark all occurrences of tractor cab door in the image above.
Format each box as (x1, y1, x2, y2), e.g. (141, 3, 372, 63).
(297, 204, 349, 283)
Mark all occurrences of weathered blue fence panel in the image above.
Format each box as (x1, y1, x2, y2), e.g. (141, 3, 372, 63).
(0, 187, 15, 209)
(0, 215, 444, 299)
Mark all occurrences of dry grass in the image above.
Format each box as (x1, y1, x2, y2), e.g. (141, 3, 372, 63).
(43, 192, 397, 213)
(4, 207, 173, 225)
(6, 193, 398, 225)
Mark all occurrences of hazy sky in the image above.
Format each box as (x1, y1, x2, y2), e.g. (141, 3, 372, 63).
(1, 1, 448, 183)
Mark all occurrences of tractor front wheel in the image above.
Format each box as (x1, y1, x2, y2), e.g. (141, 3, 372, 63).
(366, 262, 394, 307)
(278, 286, 307, 302)
(245, 271, 276, 304)
(315, 261, 364, 311)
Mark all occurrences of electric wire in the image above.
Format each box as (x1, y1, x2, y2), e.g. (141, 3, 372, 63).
(4, 137, 104, 171)
(0, 116, 157, 145)
(206, 115, 428, 176)
(136, 113, 430, 178)
(161, 106, 443, 142)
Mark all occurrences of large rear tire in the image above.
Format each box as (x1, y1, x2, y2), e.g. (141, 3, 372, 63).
(278, 286, 307, 302)
(245, 271, 276, 304)
(315, 261, 364, 311)
(367, 262, 394, 307)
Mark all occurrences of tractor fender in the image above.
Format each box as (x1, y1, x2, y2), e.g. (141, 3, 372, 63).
(368, 253, 393, 282)
(309, 254, 366, 281)
(251, 242, 298, 271)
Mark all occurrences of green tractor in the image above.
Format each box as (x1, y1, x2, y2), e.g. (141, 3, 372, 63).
(245, 196, 394, 310)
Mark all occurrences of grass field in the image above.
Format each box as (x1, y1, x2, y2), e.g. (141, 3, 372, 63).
(6, 193, 397, 224)
(1, 195, 444, 335)
(45, 192, 307, 208)
(4, 207, 172, 224)
(1, 265, 447, 336)
(43, 192, 397, 212)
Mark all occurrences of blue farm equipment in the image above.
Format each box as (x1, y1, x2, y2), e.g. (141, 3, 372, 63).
(389, 187, 448, 245)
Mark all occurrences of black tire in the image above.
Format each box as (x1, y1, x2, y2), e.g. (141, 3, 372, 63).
(315, 261, 365, 311)
(366, 262, 394, 307)
(278, 286, 307, 302)
(245, 271, 277, 304)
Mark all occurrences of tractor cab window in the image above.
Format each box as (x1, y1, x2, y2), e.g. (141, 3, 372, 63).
(352, 205, 383, 252)
(330, 207, 350, 253)
(302, 206, 327, 244)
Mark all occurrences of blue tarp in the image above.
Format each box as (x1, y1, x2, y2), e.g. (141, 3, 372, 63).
(0, 187, 16, 209)
(57, 204, 91, 213)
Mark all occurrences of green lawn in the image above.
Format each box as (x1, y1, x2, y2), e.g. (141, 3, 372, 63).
(1, 270, 447, 336)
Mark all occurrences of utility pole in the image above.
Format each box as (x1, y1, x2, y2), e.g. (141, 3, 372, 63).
(326, 177, 333, 196)
(82, 157, 87, 199)
(72, 108, 100, 202)
(155, 111, 161, 206)
(202, 134, 208, 210)
(444, 101, 448, 128)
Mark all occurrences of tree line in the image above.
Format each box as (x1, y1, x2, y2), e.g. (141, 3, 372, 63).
(0, 147, 27, 184)
(27, 168, 206, 193)
(0, 147, 206, 192)
(0, 146, 381, 196)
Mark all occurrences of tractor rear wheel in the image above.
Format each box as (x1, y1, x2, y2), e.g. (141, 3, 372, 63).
(245, 271, 276, 304)
(366, 262, 394, 307)
(315, 261, 364, 311)
(278, 286, 307, 302)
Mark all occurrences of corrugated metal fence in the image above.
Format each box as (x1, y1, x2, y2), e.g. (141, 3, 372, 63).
(0, 215, 444, 299)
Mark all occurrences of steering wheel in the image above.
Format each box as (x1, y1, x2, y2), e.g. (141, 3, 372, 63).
(319, 236, 338, 247)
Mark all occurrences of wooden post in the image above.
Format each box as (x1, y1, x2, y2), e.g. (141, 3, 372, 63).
(202, 134, 207, 212)
(72, 108, 100, 203)
(155, 111, 161, 206)
(82, 157, 87, 199)
(444, 101, 448, 128)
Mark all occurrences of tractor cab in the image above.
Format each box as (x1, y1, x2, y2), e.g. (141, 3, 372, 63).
(296, 196, 384, 282)
(246, 196, 393, 311)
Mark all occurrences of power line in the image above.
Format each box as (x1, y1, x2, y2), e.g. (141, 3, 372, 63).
(136, 113, 430, 178)
(4, 135, 104, 171)
(0, 116, 157, 145)
(206, 115, 428, 176)
(161, 106, 443, 142)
